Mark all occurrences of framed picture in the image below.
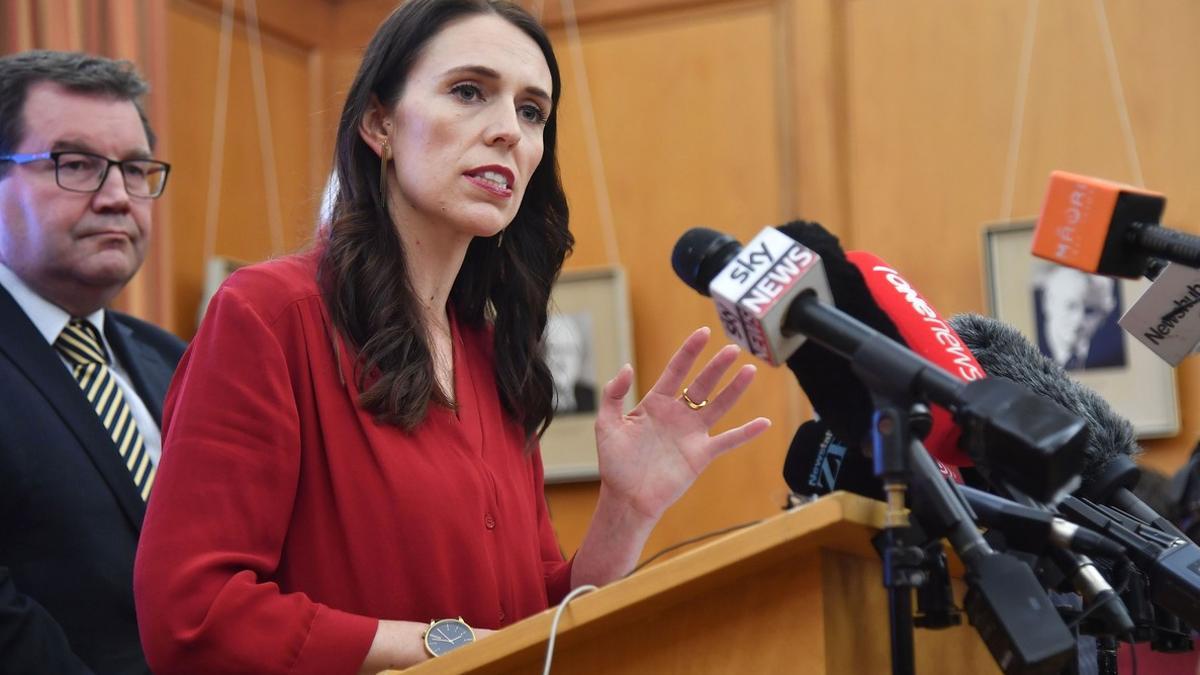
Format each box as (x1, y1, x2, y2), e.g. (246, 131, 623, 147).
(983, 221, 1180, 437)
(540, 267, 636, 482)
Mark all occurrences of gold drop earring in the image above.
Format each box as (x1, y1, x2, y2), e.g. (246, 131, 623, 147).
(379, 138, 390, 206)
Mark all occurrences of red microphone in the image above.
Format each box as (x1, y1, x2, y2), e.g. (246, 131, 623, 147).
(847, 251, 984, 471)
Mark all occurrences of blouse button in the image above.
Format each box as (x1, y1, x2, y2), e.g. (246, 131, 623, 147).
(484, 513, 496, 529)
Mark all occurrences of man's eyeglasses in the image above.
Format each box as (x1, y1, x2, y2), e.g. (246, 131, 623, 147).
(0, 151, 171, 199)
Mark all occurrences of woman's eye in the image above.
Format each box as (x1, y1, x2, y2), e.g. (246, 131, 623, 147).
(519, 104, 548, 125)
(450, 83, 483, 102)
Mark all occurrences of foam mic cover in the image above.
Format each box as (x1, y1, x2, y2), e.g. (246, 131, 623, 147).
(778, 221, 907, 450)
(948, 313, 1140, 497)
(782, 420, 883, 500)
(847, 252, 984, 468)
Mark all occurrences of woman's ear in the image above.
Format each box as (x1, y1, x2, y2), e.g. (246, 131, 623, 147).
(359, 94, 393, 157)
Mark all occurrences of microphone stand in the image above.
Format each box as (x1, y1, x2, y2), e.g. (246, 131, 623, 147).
(869, 395, 924, 675)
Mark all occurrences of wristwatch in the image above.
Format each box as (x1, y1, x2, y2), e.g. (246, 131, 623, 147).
(423, 617, 476, 657)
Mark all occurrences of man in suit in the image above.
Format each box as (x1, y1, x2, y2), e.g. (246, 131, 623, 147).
(0, 51, 185, 674)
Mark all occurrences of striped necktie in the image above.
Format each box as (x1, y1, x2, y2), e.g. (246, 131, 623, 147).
(54, 319, 155, 501)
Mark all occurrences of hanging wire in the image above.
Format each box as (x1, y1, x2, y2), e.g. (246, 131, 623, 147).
(559, 0, 621, 267)
(1092, 0, 1145, 187)
(244, 0, 286, 254)
(201, 0, 235, 265)
(999, 0, 1040, 223)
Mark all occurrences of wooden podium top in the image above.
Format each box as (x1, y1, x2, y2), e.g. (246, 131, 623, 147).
(396, 492, 893, 674)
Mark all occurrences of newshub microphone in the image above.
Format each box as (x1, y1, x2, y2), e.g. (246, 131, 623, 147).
(672, 225, 1087, 502)
(1119, 261, 1200, 366)
(949, 313, 1188, 540)
(1033, 170, 1200, 279)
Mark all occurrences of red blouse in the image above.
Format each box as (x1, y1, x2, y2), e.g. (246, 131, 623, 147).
(134, 250, 573, 674)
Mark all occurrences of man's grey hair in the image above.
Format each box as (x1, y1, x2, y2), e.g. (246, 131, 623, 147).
(0, 50, 155, 176)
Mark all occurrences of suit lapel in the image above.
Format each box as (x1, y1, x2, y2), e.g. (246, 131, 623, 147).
(105, 316, 170, 425)
(0, 288, 146, 530)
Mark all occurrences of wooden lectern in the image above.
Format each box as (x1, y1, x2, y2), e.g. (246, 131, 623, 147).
(396, 492, 1002, 674)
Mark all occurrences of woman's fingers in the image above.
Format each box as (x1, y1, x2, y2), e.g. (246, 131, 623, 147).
(707, 417, 772, 458)
(597, 363, 634, 425)
(646, 328, 710, 398)
(675, 344, 741, 408)
(697, 363, 757, 427)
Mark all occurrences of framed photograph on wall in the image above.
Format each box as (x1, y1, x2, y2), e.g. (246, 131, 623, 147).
(983, 221, 1180, 437)
(540, 267, 636, 483)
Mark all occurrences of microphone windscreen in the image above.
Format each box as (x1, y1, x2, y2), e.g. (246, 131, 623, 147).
(948, 313, 1140, 491)
(778, 221, 905, 449)
(782, 419, 882, 500)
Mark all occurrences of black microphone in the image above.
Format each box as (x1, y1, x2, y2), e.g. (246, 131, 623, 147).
(948, 313, 1189, 541)
(782, 419, 883, 500)
(1058, 495, 1200, 628)
(959, 485, 1125, 560)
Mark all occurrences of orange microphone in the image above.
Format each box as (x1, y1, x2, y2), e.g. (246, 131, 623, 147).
(1031, 171, 1198, 279)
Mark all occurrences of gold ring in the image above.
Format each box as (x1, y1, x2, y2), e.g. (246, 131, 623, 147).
(681, 387, 708, 411)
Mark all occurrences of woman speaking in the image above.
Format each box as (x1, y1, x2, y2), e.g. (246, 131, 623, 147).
(134, 1, 768, 672)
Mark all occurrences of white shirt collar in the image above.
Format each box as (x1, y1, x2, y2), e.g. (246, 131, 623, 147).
(0, 262, 109, 359)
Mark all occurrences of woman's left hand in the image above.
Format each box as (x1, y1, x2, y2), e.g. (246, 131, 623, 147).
(592, 327, 770, 523)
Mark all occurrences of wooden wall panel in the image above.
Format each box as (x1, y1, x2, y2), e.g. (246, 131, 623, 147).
(167, 0, 325, 335)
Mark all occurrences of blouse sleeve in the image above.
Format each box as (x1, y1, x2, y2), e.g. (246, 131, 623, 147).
(532, 447, 574, 605)
(133, 279, 377, 675)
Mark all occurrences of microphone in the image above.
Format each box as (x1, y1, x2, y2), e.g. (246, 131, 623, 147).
(1058, 495, 1200, 628)
(672, 224, 1088, 502)
(846, 251, 984, 468)
(669, 224, 832, 366)
(1118, 260, 1200, 365)
(949, 313, 1190, 544)
(958, 485, 1125, 559)
(1033, 170, 1200, 278)
(782, 419, 884, 500)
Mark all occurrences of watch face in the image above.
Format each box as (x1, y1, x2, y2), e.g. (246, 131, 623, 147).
(425, 618, 475, 657)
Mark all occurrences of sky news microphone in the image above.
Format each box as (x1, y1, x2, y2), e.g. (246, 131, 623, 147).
(671, 224, 1087, 502)
(1033, 170, 1200, 279)
(949, 313, 1189, 541)
(1119, 261, 1200, 366)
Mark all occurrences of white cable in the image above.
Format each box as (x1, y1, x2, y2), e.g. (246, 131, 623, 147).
(244, 0, 286, 254)
(999, 0, 1040, 223)
(1093, 0, 1145, 187)
(541, 584, 598, 675)
(201, 0, 235, 265)
(559, 0, 621, 267)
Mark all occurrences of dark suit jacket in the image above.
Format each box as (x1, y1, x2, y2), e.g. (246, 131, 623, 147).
(0, 286, 185, 674)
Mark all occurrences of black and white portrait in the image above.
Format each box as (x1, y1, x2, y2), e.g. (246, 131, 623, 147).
(1031, 262, 1126, 371)
(545, 312, 597, 415)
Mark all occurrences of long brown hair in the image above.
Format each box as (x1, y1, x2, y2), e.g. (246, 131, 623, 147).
(319, 0, 573, 441)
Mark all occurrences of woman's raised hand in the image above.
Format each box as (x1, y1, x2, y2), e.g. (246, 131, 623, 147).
(592, 327, 771, 523)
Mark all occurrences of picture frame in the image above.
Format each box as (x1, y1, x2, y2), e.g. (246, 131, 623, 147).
(540, 267, 636, 482)
(983, 221, 1180, 437)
